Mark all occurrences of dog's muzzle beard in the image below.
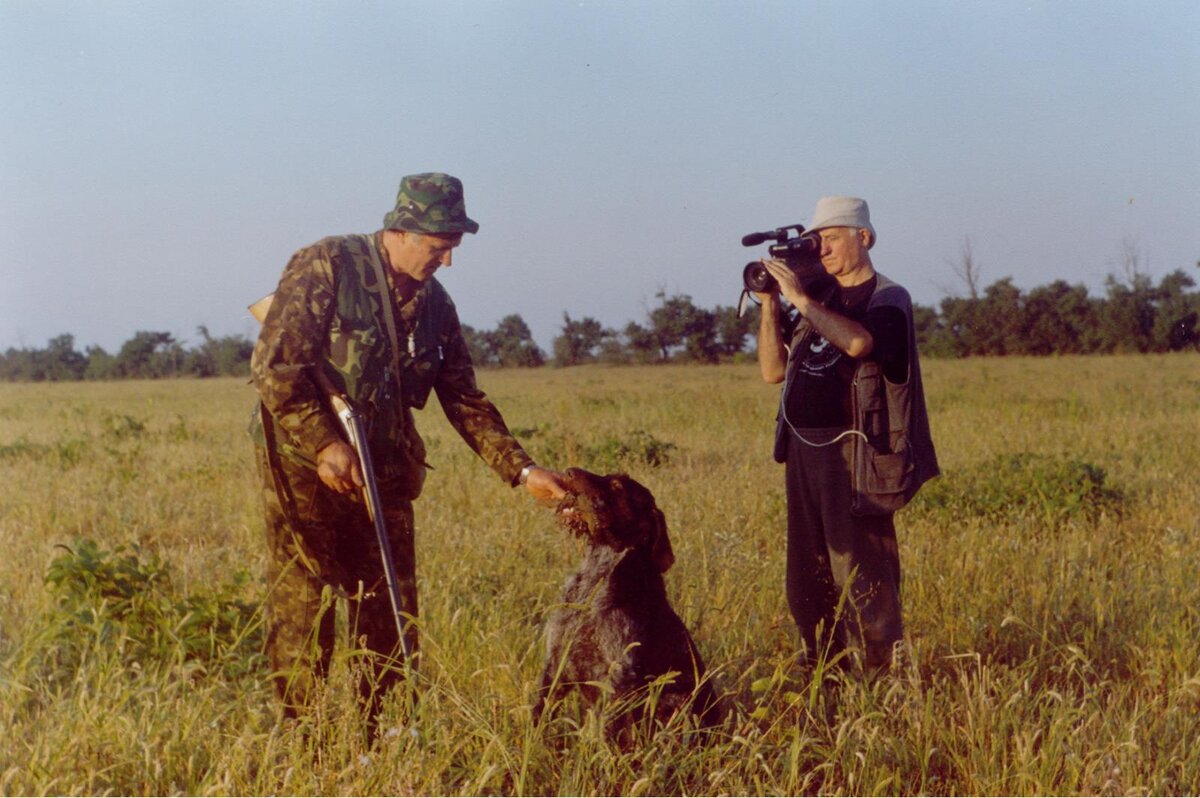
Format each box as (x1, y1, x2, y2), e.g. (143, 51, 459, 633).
(555, 484, 606, 541)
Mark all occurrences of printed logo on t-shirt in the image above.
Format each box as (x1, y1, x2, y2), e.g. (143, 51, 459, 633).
(799, 335, 842, 375)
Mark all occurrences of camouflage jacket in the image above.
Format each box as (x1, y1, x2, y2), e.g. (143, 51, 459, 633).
(251, 232, 533, 494)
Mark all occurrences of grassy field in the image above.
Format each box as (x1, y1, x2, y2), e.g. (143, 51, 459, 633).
(1, 355, 1197, 795)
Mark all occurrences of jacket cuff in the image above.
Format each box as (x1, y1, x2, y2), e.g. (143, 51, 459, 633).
(295, 419, 343, 461)
(504, 453, 536, 487)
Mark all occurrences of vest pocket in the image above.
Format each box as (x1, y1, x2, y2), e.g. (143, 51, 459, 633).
(851, 437, 915, 515)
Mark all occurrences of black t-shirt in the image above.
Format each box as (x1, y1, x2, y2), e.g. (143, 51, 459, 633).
(782, 277, 909, 428)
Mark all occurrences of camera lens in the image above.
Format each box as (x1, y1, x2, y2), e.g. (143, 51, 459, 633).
(742, 261, 775, 293)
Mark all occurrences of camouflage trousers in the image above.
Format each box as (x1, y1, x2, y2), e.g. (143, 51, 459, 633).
(784, 429, 904, 673)
(255, 443, 419, 722)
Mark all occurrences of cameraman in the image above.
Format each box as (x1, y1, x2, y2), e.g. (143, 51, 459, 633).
(755, 196, 938, 673)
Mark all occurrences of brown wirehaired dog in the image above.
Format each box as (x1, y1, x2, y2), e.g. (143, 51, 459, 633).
(533, 468, 721, 731)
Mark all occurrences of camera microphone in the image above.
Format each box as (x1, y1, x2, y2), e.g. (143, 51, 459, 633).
(741, 231, 773, 247)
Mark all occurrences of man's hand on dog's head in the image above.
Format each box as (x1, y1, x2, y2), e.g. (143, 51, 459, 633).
(524, 466, 569, 503)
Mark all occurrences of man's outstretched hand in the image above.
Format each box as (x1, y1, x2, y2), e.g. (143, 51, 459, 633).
(524, 466, 569, 503)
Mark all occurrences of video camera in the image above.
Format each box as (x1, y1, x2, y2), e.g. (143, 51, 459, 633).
(740, 224, 821, 292)
(736, 224, 836, 317)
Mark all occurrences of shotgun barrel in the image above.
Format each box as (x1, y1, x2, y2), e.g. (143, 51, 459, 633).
(326, 393, 415, 663)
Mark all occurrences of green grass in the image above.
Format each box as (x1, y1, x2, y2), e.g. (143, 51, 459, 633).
(1, 355, 1197, 795)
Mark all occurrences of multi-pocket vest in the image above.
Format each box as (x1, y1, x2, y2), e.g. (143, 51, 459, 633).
(773, 272, 939, 515)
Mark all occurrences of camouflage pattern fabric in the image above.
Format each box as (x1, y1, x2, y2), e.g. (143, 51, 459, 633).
(382, 172, 479, 235)
(250, 229, 534, 719)
(255, 441, 418, 720)
(250, 232, 534, 492)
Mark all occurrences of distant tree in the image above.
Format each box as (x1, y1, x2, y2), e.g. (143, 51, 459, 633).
(187, 326, 253, 376)
(487, 314, 544, 368)
(646, 291, 690, 361)
(116, 331, 185, 378)
(596, 335, 632, 364)
(714, 304, 754, 357)
(948, 235, 983, 299)
(1022, 280, 1098, 355)
(0, 336, 87, 381)
(622, 321, 658, 363)
(84, 346, 118, 380)
(1117, 236, 1147, 285)
(931, 236, 995, 356)
(911, 303, 944, 354)
(460, 324, 497, 367)
(936, 295, 981, 357)
(41, 334, 88, 380)
(681, 306, 720, 363)
(552, 313, 611, 367)
(0, 347, 36, 381)
(1151, 268, 1199, 351)
(934, 277, 1026, 356)
(976, 278, 1025, 355)
(1099, 273, 1156, 353)
(644, 291, 721, 362)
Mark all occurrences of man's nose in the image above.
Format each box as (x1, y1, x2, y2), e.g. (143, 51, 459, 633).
(441, 250, 453, 267)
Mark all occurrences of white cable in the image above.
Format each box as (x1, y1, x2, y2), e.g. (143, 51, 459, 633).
(779, 341, 866, 448)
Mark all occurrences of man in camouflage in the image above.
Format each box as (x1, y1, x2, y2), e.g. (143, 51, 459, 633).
(251, 173, 568, 725)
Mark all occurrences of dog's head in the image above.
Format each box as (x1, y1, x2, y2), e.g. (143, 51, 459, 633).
(556, 468, 675, 573)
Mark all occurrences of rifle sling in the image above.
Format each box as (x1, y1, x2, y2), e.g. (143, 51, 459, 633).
(260, 402, 306, 533)
(365, 234, 406, 408)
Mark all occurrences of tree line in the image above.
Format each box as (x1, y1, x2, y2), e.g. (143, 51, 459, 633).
(3, 265, 1197, 382)
(0, 327, 254, 382)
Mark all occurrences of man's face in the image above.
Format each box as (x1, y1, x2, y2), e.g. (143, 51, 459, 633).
(817, 227, 871, 281)
(385, 231, 463, 282)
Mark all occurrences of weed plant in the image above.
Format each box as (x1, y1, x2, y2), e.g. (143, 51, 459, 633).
(0, 357, 1197, 794)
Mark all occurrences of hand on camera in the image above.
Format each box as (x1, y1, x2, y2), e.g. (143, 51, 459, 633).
(762, 259, 809, 306)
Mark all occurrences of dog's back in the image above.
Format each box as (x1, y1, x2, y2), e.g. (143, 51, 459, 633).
(535, 469, 720, 728)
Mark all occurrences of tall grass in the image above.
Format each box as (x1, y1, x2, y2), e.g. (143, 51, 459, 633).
(0, 355, 1197, 794)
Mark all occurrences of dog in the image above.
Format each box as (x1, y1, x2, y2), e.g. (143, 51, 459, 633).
(533, 468, 721, 732)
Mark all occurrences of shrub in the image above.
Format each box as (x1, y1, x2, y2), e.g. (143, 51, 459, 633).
(913, 452, 1127, 526)
(587, 429, 677, 471)
(40, 539, 264, 681)
(510, 425, 676, 472)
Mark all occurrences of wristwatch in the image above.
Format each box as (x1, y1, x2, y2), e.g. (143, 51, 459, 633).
(519, 465, 536, 486)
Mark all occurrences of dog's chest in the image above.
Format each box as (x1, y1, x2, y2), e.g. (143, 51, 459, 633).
(558, 547, 665, 610)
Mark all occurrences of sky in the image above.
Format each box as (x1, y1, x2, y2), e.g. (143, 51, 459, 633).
(2, 0, 1198, 353)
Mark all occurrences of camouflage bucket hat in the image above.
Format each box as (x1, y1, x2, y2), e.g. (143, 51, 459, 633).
(382, 172, 479, 234)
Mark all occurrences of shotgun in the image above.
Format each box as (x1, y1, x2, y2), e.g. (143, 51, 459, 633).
(249, 293, 414, 663)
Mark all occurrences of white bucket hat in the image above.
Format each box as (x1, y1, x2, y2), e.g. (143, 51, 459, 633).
(808, 196, 876, 248)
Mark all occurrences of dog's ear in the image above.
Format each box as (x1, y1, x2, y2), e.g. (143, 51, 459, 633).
(650, 508, 675, 573)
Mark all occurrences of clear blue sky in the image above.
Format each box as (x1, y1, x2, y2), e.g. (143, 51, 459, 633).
(2, 0, 1197, 353)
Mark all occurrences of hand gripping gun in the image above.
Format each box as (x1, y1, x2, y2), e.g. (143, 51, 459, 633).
(249, 293, 414, 663)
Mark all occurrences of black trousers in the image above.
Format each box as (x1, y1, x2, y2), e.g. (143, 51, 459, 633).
(784, 429, 903, 670)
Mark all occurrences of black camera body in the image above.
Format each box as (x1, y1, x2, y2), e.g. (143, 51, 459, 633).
(741, 224, 828, 294)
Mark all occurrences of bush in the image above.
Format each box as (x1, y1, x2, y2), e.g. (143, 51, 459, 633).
(913, 452, 1127, 526)
(510, 426, 677, 472)
(40, 539, 264, 681)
